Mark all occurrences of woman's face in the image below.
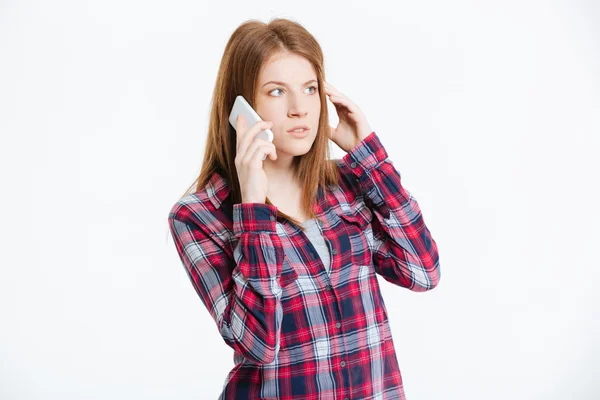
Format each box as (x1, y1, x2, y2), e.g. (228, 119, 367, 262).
(254, 52, 321, 158)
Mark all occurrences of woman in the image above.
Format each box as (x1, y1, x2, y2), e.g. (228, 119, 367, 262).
(168, 17, 441, 400)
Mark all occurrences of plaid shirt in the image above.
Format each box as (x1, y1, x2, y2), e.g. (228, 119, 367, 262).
(168, 131, 441, 399)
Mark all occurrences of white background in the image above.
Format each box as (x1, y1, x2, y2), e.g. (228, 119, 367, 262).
(1, 0, 599, 399)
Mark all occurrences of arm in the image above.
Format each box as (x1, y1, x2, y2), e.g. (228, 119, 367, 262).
(168, 203, 295, 364)
(341, 131, 441, 291)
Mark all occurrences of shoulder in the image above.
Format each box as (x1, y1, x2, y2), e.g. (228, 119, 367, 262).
(167, 190, 237, 252)
(168, 170, 233, 224)
(168, 189, 220, 228)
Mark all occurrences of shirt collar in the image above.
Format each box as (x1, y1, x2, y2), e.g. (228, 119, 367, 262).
(204, 169, 327, 211)
(206, 171, 231, 209)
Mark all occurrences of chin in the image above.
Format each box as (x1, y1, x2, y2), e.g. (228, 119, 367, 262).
(294, 140, 317, 155)
(276, 138, 316, 156)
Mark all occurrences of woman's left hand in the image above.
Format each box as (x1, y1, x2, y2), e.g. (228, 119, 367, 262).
(324, 81, 373, 153)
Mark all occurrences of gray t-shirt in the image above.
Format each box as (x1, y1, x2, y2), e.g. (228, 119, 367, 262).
(300, 218, 331, 275)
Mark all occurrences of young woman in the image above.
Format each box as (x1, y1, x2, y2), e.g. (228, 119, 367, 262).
(168, 17, 441, 400)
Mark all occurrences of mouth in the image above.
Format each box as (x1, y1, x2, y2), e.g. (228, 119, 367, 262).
(287, 125, 310, 138)
(287, 127, 310, 138)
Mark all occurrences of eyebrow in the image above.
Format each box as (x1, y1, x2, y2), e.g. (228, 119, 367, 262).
(262, 79, 318, 88)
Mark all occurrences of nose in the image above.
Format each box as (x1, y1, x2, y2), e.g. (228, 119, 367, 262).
(287, 93, 309, 118)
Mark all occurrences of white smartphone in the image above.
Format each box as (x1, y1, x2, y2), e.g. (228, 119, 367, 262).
(229, 95, 274, 161)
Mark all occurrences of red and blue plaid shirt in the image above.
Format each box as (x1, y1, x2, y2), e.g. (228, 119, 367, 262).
(168, 131, 441, 399)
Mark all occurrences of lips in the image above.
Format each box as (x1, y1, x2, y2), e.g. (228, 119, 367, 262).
(287, 125, 309, 133)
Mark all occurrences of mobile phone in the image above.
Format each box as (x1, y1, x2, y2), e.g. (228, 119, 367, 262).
(229, 95, 274, 161)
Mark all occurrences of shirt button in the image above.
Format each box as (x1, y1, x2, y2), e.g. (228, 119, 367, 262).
(340, 361, 346, 367)
(336, 322, 341, 329)
(350, 162, 357, 168)
(270, 215, 275, 221)
(332, 248, 337, 255)
(325, 283, 332, 291)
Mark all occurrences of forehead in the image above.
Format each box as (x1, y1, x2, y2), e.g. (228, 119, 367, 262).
(258, 53, 317, 83)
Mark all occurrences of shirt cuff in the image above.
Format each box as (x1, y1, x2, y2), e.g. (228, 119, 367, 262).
(341, 131, 391, 179)
(232, 203, 278, 237)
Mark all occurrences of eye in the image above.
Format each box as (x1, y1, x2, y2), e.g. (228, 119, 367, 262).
(268, 86, 319, 97)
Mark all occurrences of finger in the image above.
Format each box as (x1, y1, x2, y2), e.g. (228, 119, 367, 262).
(329, 94, 358, 114)
(243, 139, 276, 165)
(327, 126, 336, 139)
(238, 120, 273, 160)
(259, 142, 278, 161)
(235, 114, 247, 153)
(324, 82, 343, 97)
(241, 121, 273, 155)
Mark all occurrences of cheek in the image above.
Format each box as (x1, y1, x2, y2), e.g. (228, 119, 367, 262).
(255, 99, 277, 120)
(261, 109, 284, 129)
(257, 106, 285, 133)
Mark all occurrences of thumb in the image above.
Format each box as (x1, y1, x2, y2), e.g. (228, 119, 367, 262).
(328, 125, 336, 139)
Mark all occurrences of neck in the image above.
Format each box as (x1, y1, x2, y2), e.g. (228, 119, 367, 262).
(262, 152, 297, 185)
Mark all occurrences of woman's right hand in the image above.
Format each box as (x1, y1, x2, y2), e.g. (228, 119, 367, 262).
(235, 114, 278, 204)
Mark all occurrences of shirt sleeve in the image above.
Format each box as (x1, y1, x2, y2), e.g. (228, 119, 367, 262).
(341, 131, 441, 291)
(168, 203, 295, 364)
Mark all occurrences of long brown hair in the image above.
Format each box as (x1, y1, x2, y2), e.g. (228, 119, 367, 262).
(179, 18, 340, 230)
